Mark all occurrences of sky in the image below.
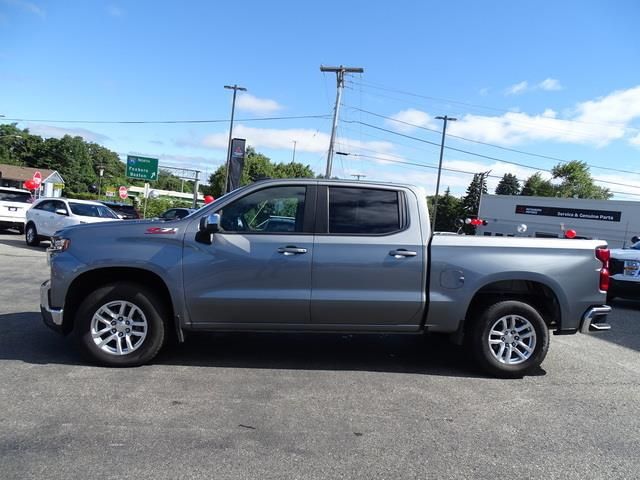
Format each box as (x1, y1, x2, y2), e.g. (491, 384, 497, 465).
(1, 0, 639, 199)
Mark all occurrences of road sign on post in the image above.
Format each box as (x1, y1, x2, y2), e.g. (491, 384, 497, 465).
(126, 155, 159, 181)
(118, 186, 128, 199)
(32, 171, 42, 186)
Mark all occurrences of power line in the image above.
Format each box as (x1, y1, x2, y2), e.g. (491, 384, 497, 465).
(348, 78, 638, 130)
(349, 81, 638, 141)
(348, 152, 640, 199)
(343, 120, 640, 191)
(344, 105, 640, 176)
(0, 114, 331, 125)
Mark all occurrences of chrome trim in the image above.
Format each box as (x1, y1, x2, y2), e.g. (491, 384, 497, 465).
(580, 305, 612, 334)
(40, 280, 64, 326)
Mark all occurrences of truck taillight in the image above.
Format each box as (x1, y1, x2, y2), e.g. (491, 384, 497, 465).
(596, 247, 610, 292)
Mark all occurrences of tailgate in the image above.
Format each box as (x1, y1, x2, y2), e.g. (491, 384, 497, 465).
(0, 201, 29, 220)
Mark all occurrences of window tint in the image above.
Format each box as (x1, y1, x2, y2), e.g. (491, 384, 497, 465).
(220, 186, 306, 233)
(329, 187, 400, 235)
(0, 190, 32, 203)
(36, 200, 56, 212)
(160, 209, 177, 220)
(69, 202, 118, 218)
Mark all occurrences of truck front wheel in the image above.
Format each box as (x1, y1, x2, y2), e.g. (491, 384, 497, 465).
(74, 282, 167, 367)
(470, 300, 549, 378)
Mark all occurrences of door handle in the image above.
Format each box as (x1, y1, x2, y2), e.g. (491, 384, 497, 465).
(389, 249, 417, 258)
(278, 246, 308, 255)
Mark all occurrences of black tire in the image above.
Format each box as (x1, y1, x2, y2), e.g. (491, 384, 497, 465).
(25, 222, 40, 246)
(74, 282, 167, 367)
(469, 300, 549, 378)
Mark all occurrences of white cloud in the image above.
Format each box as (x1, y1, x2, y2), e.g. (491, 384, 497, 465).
(630, 133, 640, 146)
(384, 108, 438, 133)
(539, 78, 562, 91)
(387, 84, 640, 148)
(505, 81, 528, 95)
(107, 5, 124, 17)
(27, 124, 110, 143)
(236, 93, 283, 115)
(2, 0, 44, 17)
(196, 125, 394, 157)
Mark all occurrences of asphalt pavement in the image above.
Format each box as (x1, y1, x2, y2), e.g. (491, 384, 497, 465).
(0, 230, 638, 479)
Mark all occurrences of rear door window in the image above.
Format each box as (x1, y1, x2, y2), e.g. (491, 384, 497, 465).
(328, 187, 401, 235)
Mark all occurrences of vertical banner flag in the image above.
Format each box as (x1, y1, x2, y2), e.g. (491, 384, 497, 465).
(228, 138, 246, 192)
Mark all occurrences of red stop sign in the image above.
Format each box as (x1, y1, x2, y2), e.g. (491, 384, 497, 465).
(33, 171, 42, 186)
(118, 186, 128, 199)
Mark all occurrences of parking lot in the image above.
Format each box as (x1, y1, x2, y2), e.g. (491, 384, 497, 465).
(0, 230, 638, 480)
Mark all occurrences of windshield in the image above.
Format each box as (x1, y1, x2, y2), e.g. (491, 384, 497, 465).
(0, 190, 32, 203)
(69, 202, 119, 219)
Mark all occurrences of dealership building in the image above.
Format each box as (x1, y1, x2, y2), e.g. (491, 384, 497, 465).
(476, 194, 640, 248)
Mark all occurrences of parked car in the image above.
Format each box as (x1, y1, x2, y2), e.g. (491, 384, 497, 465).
(156, 207, 195, 221)
(25, 198, 120, 246)
(0, 187, 32, 233)
(41, 179, 612, 377)
(607, 241, 640, 301)
(99, 201, 141, 220)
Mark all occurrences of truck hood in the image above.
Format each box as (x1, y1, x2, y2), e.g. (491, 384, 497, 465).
(610, 248, 640, 260)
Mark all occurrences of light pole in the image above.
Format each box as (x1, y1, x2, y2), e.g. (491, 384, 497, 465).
(431, 115, 457, 232)
(97, 166, 105, 197)
(223, 84, 247, 193)
(292, 140, 297, 163)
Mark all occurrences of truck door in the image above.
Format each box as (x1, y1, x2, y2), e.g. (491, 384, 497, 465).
(183, 184, 315, 326)
(310, 186, 425, 326)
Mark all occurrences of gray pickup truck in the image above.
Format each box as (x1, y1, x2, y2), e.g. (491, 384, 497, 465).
(40, 179, 612, 377)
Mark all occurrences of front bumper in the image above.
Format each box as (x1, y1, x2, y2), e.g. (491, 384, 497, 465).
(579, 305, 612, 334)
(40, 280, 64, 333)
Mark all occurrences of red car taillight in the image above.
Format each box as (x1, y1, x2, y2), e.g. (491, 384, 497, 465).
(596, 247, 610, 292)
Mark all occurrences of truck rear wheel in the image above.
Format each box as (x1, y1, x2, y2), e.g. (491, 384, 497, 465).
(470, 300, 549, 378)
(74, 282, 167, 367)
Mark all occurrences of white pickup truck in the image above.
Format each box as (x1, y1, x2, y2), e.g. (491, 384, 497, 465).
(41, 179, 612, 377)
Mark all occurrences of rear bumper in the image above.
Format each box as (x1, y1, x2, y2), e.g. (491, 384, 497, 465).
(40, 280, 65, 334)
(580, 305, 612, 334)
(609, 277, 640, 299)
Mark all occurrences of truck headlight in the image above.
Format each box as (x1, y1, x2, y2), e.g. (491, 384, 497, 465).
(49, 237, 71, 253)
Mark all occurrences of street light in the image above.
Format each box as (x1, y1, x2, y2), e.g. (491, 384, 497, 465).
(97, 166, 105, 197)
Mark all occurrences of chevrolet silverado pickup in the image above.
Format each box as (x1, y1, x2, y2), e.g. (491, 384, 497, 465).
(40, 179, 612, 377)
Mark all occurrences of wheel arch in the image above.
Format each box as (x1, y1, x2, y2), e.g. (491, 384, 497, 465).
(464, 278, 563, 334)
(62, 267, 179, 339)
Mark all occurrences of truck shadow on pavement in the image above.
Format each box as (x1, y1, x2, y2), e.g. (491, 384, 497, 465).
(0, 311, 504, 378)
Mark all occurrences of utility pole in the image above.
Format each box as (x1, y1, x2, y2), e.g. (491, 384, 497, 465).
(320, 65, 364, 178)
(477, 170, 491, 215)
(431, 115, 457, 232)
(223, 84, 247, 193)
(292, 140, 297, 163)
(351, 174, 366, 181)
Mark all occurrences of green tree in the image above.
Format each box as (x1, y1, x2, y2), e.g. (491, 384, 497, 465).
(551, 160, 611, 199)
(207, 146, 315, 197)
(459, 174, 488, 234)
(427, 187, 462, 232)
(495, 173, 521, 195)
(521, 172, 555, 197)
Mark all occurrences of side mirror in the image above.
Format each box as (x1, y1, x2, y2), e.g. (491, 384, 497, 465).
(55, 208, 68, 216)
(199, 213, 221, 234)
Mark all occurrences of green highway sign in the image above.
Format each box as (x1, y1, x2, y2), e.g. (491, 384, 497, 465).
(126, 155, 159, 181)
